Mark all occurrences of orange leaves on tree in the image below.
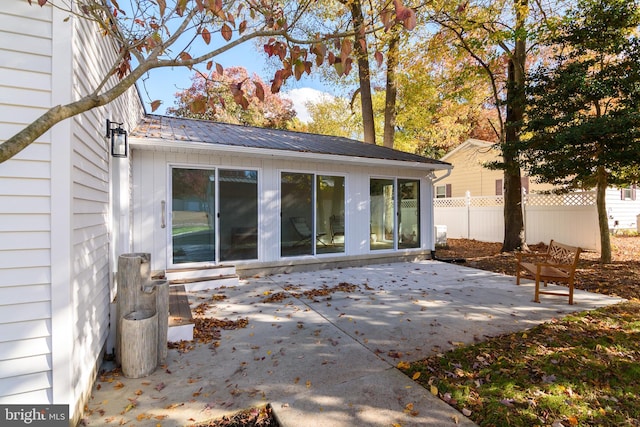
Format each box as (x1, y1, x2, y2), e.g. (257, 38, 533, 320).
(175, 0, 188, 17)
(189, 98, 207, 114)
(201, 27, 211, 45)
(340, 39, 353, 66)
(150, 100, 162, 112)
(221, 23, 233, 41)
(179, 52, 193, 70)
(394, 0, 416, 30)
(157, 0, 166, 17)
(255, 82, 265, 102)
(311, 43, 326, 66)
(374, 51, 384, 67)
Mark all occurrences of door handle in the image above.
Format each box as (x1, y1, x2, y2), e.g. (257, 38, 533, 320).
(161, 200, 166, 228)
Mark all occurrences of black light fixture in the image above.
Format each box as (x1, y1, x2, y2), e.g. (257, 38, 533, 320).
(106, 119, 128, 158)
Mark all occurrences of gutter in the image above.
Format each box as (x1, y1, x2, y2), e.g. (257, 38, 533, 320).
(431, 167, 453, 184)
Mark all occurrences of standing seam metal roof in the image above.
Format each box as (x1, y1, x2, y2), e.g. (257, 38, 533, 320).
(131, 115, 450, 167)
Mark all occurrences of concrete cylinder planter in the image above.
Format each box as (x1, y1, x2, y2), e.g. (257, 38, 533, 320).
(120, 310, 158, 378)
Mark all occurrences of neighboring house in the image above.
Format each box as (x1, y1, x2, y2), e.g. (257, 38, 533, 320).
(0, 2, 451, 425)
(435, 139, 639, 231)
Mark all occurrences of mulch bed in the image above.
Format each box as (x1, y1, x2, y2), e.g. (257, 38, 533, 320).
(436, 236, 640, 300)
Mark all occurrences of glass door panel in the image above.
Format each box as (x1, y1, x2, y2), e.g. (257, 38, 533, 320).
(281, 172, 313, 257)
(316, 175, 345, 254)
(399, 179, 420, 249)
(370, 179, 395, 250)
(219, 169, 258, 261)
(171, 168, 216, 264)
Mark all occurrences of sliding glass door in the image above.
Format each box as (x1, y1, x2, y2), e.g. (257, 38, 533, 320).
(170, 167, 258, 266)
(281, 172, 314, 256)
(399, 179, 420, 249)
(171, 168, 216, 264)
(219, 170, 258, 261)
(281, 172, 345, 257)
(370, 179, 395, 250)
(370, 178, 420, 250)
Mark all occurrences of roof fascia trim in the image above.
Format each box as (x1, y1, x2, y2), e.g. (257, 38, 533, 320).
(129, 138, 452, 171)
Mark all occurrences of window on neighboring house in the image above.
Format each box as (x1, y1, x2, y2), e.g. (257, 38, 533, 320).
(521, 176, 530, 194)
(435, 184, 451, 198)
(495, 177, 529, 196)
(621, 185, 637, 201)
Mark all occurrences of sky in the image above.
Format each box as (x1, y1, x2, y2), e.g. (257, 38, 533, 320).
(140, 41, 336, 122)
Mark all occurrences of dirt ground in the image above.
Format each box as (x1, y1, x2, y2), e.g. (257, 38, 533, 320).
(435, 235, 640, 301)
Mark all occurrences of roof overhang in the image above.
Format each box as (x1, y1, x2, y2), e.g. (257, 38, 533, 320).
(130, 137, 452, 172)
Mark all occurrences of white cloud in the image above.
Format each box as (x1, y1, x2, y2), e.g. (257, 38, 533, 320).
(282, 87, 334, 123)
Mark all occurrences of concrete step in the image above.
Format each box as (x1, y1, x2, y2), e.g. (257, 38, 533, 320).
(165, 264, 236, 281)
(171, 274, 239, 292)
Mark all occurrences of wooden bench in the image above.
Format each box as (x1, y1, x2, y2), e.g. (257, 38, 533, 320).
(516, 240, 582, 305)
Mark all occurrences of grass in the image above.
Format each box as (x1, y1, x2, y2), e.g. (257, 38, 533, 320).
(402, 301, 640, 426)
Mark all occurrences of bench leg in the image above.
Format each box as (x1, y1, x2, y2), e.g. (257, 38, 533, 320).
(568, 281, 574, 305)
(534, 279, 541, 302)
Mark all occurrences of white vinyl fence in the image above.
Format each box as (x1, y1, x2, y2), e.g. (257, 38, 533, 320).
(434, 191, 600, 251)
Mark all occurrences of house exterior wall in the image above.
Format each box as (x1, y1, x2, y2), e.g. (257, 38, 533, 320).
(131, 148, 436, 273)
(436, 139, 552, 197)
(0, 1, 144, 424)
(438, 140, 502, 197)
(0, 1, 56, 406)
(606, 187, 640, 230)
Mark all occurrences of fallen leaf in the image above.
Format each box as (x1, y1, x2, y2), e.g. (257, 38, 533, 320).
(430, 385, 438, 395)
(397, 361, 410, 369)
(412, 372, 421, 380)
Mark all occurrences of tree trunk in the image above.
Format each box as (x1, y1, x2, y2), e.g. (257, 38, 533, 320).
(596, 165, 612, 263)
(349, 0, 376, 144)
(501, 0, 528, 252)
(383, 30, 400, 149)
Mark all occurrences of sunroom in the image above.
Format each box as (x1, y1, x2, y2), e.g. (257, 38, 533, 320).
(123, 115, 451, 280)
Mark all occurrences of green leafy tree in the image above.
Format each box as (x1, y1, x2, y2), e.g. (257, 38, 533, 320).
(383, 33, 500, 157)
(305, 96, 362, 139)
(428, 0, 565, 251)
(523, 0, 640, 263)
(167, 67, 296, 129)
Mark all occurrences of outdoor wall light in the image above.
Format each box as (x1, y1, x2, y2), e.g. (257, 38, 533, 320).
(106, 119, 128, 158)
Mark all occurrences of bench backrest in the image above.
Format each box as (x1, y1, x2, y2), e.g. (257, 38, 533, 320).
(548, 240, 582, 266)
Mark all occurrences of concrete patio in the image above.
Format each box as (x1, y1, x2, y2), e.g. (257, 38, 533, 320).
(81, 260, 624, 426)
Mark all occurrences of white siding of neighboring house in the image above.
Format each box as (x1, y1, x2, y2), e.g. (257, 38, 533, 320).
(131, 148, 436, 272)
(606, 187, 640, 230)
(1, 1, 144, 424)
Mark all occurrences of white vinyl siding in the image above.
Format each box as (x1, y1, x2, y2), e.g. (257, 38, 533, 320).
(132, 148, 436, 271)
(1, 0, 144, 422)
(0, 1, 54, 405)
(607, 188, 640, 230)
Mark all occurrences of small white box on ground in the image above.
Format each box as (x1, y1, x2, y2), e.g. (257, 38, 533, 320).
(435, 225, 447, 246)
